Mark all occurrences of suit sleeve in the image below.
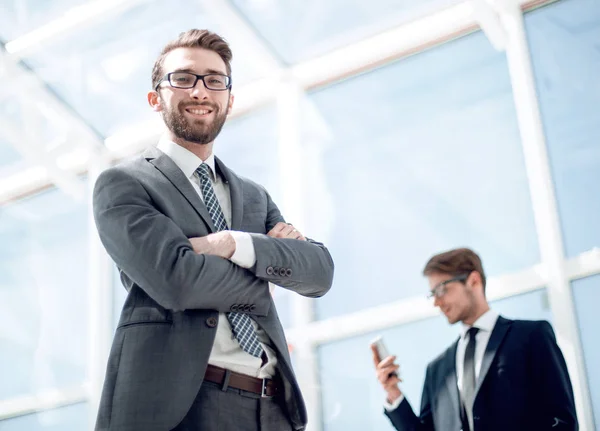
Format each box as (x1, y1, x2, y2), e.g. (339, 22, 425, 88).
(247, 189, 335, 298)
(385, 366, 435, 431)
(531, 321, 578, 430)
(93, 167, 271, 313)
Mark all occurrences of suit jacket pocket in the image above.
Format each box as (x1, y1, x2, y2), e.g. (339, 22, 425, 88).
(118, 319, 173, 329)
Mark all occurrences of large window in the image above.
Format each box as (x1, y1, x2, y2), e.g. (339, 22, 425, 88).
(230, 0, 461, 64)
(0, 186, 88, 400)
(526, 0, 600, 257)
(15, 1, 262, 138)
(0, 403, 88, 431)
(305, 30, 540, 320)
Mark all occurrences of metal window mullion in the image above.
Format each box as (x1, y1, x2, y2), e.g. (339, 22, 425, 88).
(499, 4, 594, 429)
(275, 74, 321, 431)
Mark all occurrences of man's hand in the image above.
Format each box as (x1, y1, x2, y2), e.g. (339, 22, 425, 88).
(267, 222, 306, 241)
(189, 231, 236, 259)
(371, 344, 403, 403)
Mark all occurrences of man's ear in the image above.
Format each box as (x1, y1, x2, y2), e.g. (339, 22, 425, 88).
(467, 271, 483, 290)
(148, 91, 163, 112)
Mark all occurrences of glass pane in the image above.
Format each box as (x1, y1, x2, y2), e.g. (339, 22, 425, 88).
(0, 98, 26, 172)
(0, 0, 90, 40)
(217, 105, 281, 206)
(0, 403, 89, 431)
(231, 0, 461, 64)
(306, 30, 540, 320)
(0, 80, 78, 158)
(526, 0, 600, 257)
(0, 184, 88, 399)
(0, 139, 22, 167)
(572, 275, 600, 429)
(19, 0, 263, 137)
(272, 286, 292, 329)
(317, 289, 551, 430)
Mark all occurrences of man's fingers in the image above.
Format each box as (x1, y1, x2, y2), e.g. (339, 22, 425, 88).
(267, 222, 289, 237)
(279, 224, 296, 237)
(291, 228, 305, 240)
(377, 364, 400, 384)
(267, 222, 305, 240)
(379, 355, 397, 367)
(383, 375, 402, 388)
(379, 364, 400, 377)
(270, 222, 287, 234)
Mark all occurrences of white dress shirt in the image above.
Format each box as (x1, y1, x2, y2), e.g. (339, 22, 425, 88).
(156, 139, 277, 378)
(455, 309, 499, 396)
(384, 309, 500, 412)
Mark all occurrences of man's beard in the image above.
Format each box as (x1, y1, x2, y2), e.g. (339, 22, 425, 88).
(162, 100, 228, 145)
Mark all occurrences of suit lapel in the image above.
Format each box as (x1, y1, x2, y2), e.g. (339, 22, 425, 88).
(145, 147, 216, 232)
(215, 156, 244, 231)
(474, 316, 511, 397)
(443, 340, 461, 421)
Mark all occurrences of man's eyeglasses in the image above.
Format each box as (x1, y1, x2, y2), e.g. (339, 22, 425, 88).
(155, 72, 232, 91)
(427, 274, 469, 299)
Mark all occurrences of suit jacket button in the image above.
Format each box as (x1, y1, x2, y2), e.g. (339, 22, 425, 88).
(206, 317, 218, 328)
(249, 305, 256, 311)
(277, 267, 286, 276)
(230, 304, 239, 312)
(266, 266, 274, 275)
(273, 267, 279, 275)
(243, 305, 252, 312)
(285, 268, 292, 277)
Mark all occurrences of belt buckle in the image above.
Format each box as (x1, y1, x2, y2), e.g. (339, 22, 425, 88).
(261, 378, 269, 397)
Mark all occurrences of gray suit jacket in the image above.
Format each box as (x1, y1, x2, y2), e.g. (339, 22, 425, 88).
(92, 146, 334, 431)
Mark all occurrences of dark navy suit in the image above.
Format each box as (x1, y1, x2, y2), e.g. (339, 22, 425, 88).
(385, 317, 578, 431)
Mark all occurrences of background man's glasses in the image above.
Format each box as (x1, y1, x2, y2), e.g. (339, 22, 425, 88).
(155, 72, 232, 91)
(427, 274, 469, 299)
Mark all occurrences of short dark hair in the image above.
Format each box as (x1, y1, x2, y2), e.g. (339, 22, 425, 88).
(423, 248, 487, 292)
(151, 29, 232, 90)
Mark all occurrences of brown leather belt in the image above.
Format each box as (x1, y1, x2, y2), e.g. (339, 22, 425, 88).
(203, 364, 281, 397)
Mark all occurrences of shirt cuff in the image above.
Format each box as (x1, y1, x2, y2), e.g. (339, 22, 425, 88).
(384, 394, 405, 412)
(229, 231, 256, 269)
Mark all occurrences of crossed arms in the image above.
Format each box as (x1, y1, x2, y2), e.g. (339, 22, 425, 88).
(93, 167, 334, 312)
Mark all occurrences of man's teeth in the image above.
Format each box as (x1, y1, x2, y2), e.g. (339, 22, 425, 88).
(188, 108, 210, 115)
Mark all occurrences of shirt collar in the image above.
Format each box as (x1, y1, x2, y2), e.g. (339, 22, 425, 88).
(461, 309, 499, 339)
(156, 138, 217, 180)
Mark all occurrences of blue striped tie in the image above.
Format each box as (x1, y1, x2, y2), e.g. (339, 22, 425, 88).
(196, 163, 264, 358)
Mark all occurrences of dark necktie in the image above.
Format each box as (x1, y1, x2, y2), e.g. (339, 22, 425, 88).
(462, 327, 480, 431)
(196, 163, 264, 358)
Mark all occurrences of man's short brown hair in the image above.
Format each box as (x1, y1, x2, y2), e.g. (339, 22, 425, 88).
(151, 29, 232, 90)
(423, 248, 487, 292)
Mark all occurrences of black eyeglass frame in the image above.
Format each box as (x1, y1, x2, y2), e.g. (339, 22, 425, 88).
(427, 273, 470, 299)
(154, 71, 232, 92)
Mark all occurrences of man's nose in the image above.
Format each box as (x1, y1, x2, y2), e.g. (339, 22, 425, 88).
(433, 295, 442, 307)
(190, 79, 209, 99)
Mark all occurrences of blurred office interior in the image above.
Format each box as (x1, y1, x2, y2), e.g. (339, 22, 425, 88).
(0, 0, 599, 429)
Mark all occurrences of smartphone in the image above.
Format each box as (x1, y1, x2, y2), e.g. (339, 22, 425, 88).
(370, 336, 398, 377)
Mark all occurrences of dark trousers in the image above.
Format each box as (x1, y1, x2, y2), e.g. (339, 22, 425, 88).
(171, 380, 293, 431)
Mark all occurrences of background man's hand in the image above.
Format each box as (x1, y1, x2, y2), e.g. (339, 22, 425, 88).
(267, 222, 306, 241)
(370, 344, 403, 404)
(189, 231, 235, 259)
